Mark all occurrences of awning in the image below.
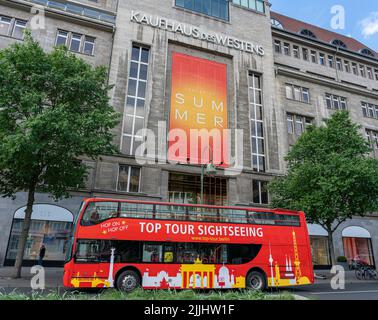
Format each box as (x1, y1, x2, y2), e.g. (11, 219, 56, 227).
(307, 224, 328, 236)
(14, 204, 73, 222)
(342, 226, 371, 239)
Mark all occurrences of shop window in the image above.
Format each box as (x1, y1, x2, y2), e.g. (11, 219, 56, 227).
(5, 205, 73, 266)
(310, 236, 330, 266)
(343, 237, 375, 266)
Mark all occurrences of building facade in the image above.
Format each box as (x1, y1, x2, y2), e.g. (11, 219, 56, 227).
(0, 0, 377, 269)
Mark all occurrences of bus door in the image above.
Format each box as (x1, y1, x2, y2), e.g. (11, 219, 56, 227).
(72, 239, 102, 284)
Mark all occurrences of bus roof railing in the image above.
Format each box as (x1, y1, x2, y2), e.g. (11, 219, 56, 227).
(82, 198, 301, 216)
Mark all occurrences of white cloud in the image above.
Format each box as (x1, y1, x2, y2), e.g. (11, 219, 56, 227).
(360, 12, 378, 38)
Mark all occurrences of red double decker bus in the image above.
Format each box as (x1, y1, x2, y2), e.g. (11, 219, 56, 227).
(63, 198, 314, 291)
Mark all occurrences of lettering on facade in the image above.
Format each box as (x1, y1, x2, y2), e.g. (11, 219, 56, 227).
(131, 11, 265, 56)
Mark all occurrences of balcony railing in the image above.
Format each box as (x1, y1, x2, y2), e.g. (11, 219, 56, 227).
(27, 0, 116, 24)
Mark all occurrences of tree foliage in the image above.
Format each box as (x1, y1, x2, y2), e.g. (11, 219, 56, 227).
(269, 111, 378, 233)
(0, 33, 119, 277)
(0, 33, 119, 199)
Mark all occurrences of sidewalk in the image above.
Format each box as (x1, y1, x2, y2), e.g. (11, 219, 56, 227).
(0, 267, 64, 289)
(314, 269, 378, 284)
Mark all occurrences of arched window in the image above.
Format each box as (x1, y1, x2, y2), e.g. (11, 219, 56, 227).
(342, 226, 374, 266)
(5, 204, 74, 267)
(271, 19, 283, 29)
(332, 39, 347, 49)
(360, 48, 375, 57)
(300, 29, 317, 39)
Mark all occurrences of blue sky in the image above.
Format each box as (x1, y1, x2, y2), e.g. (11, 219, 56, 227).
(270, 0, 378, 52)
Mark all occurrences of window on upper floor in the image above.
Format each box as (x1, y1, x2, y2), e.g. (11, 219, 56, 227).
(283, 42, 290, 56)
(332, 39, 347, 49)
(252, 180, 268, 205)
(300, 29, 317, 39)
(319, 53, 325, 65)
(70, 33, 82, 52)
(122, 45, 150, 156)
(375, 69, 378, 81)
(366, 129, 378, 150)
(325, 94, 347, 110)
(176, 0, 229, 21)
(310, 50, 317, 63)
(302, 48, 309, 61)
(0, 16, 12, 36)
(336, 58, 343, 71)
(361, 102, 378, 119)
(367, 67, 373, 80)
(287, 113, 313, 136)
(233, 0, 265, 14)
(117, 165, 141, 193)
(352, 63, 358, 76)
(359, 65, 366, 78)
(83, 36, 95, 55)
(271, 18, 283, 29)
(286, 84, 310, 103)
(13, 19, 26, 39)
(274, 39, 281, 53)
(344, 60, 350, 73)
(361, 48, 375, 58)
(293, 45, 300, 59)
(328, 55, 334, 68)
(55, 30, 96, 55)
(56, 30, 68, 47)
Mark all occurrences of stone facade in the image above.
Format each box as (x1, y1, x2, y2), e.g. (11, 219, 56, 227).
(0, 0, 377, 268)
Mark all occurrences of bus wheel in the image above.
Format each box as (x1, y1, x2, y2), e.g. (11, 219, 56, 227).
(246, 271, 266, 291)
(116, 270, 141, 292)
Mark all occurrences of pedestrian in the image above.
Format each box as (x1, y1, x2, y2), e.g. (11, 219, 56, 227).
(38, 244, 46, 266)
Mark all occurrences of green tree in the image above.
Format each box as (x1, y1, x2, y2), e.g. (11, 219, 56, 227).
(0, 34, 119, 278)
(269, 111, 378, 265)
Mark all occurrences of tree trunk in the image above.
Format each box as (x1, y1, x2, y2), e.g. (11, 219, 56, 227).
(327, 229, 336, 267)
(13, 186, 35, 278)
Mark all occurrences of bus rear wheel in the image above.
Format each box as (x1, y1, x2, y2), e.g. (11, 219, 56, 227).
(246, 271, 266, 291)
(116, 270, 141, 292)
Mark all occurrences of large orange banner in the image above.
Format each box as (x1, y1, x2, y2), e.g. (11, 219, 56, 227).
(168, 52, 229, 166)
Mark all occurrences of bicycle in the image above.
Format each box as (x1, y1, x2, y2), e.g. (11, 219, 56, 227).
(355, 264, 378, 280)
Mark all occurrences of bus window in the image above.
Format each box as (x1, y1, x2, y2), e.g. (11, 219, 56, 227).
(219, 209, 247, 224)
(143, 244, 163, 263)
(187, 208, 218, 222)
(251, 212, 276, 225)
(155, 205, 187, 221)
(164, 244, 175, 263)
(75, 240, 100, 263)
(120, 203, 154, 219)
(176, 243, 227, 264)
(81, 202, 119, 226)
(274, 214, 300, 226)
(100, 241, 140, 263)
(227, 244, 262, 264)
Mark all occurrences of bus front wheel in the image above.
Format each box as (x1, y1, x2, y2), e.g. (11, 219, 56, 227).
(246, 271, 266, 291)
(116, 270, 141, 292)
